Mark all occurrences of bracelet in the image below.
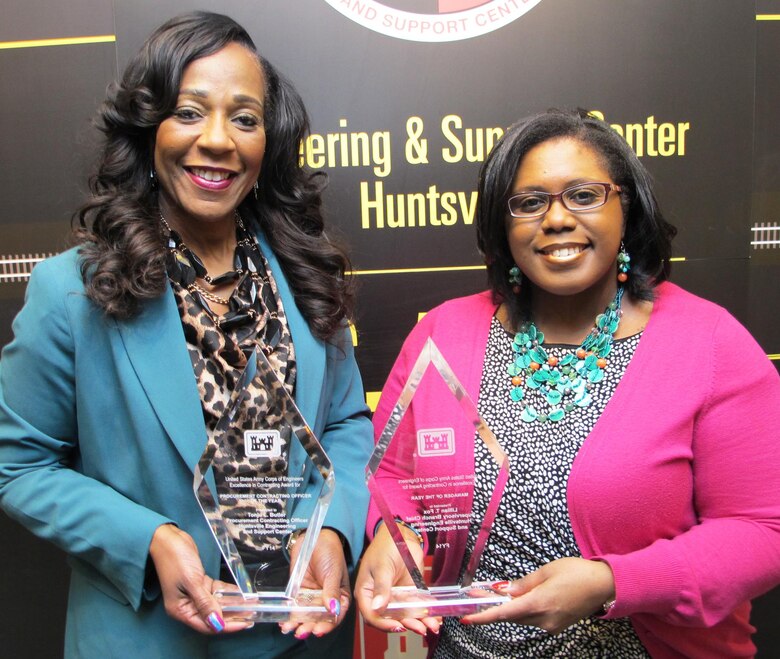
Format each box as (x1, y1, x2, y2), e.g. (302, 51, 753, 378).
(373, 518, 425, 547)
(600, 598, 616, 615)
(285, 529, 305, 554)
(393, 518, 425, 547)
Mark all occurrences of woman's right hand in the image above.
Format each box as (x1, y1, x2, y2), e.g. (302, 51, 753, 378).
(355, 523, 441, 636)
(149, 523, 251, 634)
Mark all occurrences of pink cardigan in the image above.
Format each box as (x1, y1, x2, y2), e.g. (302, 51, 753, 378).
(368, 282, 780, 658)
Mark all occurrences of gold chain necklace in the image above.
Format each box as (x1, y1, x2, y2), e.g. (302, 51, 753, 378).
(187, 282, 231, 306)
(160, 211, 243, 307)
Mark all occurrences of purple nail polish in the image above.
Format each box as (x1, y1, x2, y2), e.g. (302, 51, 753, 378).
(207, 611, 225, 633)
(329, 597, 341, 617)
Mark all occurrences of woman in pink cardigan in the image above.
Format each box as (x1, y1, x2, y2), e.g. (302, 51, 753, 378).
(355, 109, 780, 657)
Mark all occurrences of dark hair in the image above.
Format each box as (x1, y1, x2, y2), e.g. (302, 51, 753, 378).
(475, 108, 677, 324)
(74, 11, 354, 339)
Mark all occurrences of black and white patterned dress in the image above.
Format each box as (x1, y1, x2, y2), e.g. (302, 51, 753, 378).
(434, 317, 650, 658)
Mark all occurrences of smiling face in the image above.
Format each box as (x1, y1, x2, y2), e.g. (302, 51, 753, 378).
(506, 136, 625, 301)
(154, 42, 266, 233)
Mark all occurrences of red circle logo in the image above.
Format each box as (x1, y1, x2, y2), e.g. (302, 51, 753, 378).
(323, 0, 544, 42)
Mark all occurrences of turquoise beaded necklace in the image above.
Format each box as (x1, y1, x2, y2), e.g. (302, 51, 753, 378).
(507, 287, 625, 423)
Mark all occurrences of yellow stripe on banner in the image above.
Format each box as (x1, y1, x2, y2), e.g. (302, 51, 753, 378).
(366, 391, 381, 412)
(768, 354, 780, 361)
(348, 322, 358, 347)
(756, 14, 780, 21)
(349, 265, 486, 276)
(0, 35, 116, 50)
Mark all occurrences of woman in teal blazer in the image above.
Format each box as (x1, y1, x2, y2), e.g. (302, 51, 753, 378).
(0, 12, 372, 658)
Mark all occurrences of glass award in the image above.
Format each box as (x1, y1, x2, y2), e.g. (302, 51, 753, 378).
(193, 347, 335, 623)
(366, 337, 511, 619)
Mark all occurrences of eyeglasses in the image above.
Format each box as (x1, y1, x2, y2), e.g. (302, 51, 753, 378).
(507, 182, 622, 220)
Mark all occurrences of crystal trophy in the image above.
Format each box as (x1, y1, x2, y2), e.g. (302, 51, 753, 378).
(193, 347, 335, 622)
(366, 337, 511, 619)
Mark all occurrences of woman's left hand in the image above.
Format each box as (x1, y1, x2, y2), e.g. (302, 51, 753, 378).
(460, 557, 615, 634)
(279, 528, 351, 639)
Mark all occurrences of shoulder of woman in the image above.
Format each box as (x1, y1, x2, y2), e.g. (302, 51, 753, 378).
(30, 247, 84, 285)
(654, 281, 740, 325)
(395, 291, 495, 364)
(23, 248, 85, 309)
(653, 281, 772, 359)
(419, 290, 495, 325)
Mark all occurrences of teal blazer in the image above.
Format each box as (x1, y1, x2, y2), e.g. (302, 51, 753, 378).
(0, 234, 373, 658)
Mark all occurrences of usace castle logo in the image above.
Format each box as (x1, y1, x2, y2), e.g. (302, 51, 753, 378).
(323, 0, 543, 42)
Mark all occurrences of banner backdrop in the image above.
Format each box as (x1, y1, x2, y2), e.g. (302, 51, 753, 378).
(1, 1, 778, 656)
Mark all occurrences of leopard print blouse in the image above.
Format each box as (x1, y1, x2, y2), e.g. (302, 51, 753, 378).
(166, 228, 297, 587)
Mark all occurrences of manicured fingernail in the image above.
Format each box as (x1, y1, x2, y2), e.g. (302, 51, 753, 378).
(492, 580, 510, 592)
(329, 597, 341, 616)
(371, 595, 384, 610)
(296, 630, 310, 640)
(391, 626, 405, 633)
(459, 618, 472, 625)
(207, 612, 225, 633)
(244, 622, 255, 630)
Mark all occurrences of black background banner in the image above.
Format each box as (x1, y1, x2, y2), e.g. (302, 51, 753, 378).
(1, 1, 778, 656)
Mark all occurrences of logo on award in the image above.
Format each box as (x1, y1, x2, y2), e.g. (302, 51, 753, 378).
(245, 430, 282, 458)
(417, 427, 455, 457)
(322, 0, 544, 43)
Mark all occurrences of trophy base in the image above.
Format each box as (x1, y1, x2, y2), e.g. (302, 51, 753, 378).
(382, 582, 511, 619)
(215, 589, 335, 623)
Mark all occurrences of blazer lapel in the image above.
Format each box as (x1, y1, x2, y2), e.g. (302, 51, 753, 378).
(115, 289, 208, 472)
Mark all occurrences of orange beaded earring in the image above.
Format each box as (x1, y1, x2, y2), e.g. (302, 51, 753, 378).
(617, 241, 630, 283)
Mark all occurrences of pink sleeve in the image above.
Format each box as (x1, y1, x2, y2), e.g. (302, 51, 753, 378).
(598, 311, 780, 626)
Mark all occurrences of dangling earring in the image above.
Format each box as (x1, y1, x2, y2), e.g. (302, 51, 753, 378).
(617, 241, 631, 283)
(508, 265, 522, 294)
(150, 169, 158, 190)
(253, 181, 259, 200)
